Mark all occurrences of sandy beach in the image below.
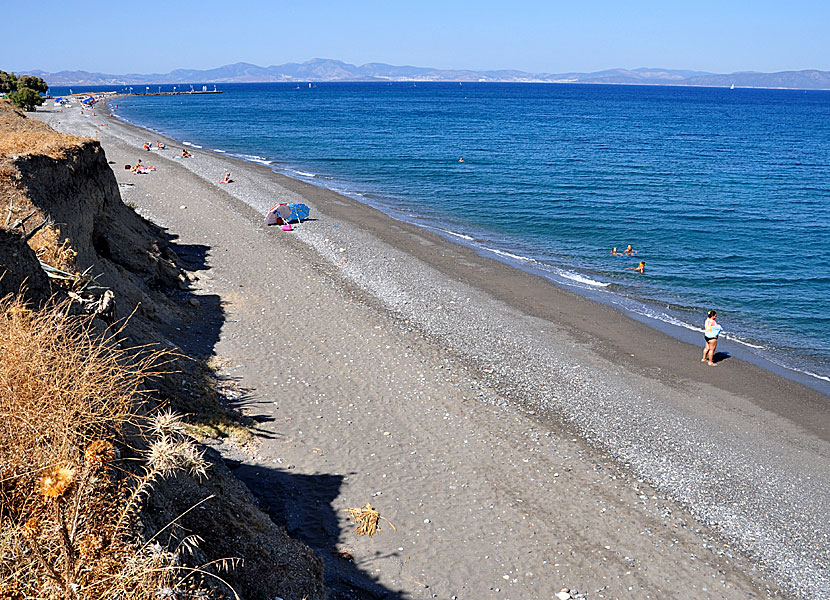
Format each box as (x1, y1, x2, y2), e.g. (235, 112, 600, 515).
(33, 102, 829, 600)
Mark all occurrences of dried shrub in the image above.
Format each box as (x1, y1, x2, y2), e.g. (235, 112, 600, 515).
(0, 296, 236, 599)
(27, 224, 78, 272)
(344, 503, 396, 537)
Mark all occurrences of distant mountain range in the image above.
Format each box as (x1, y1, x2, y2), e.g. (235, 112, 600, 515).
(29, 59, 830, 90)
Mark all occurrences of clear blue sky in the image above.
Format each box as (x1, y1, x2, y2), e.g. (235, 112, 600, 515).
(7, 1, 829, 75)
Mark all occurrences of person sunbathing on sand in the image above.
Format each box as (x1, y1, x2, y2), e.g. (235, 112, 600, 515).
(219, 172, 233, 184)
(625, 261, 645, 273)
(156, 140, 165, 150)
(131, 160, 156, 174)
(181, 148, 191, 158)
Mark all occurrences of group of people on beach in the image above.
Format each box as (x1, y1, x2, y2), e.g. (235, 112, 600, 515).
(143, 141, 166, 151)
(129, 141, 194, 173)
(130, 143, 234, 185)
(610, 243, 721, 361)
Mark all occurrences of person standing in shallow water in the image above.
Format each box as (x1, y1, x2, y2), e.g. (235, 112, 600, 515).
(702, 310, 723, 366)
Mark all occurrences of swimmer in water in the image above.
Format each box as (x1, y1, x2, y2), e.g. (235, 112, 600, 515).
(611, 247, 621, 256)
(624, 244, 637, 255)
(625, 261, 645, 273)
(459, 157, 464, 163)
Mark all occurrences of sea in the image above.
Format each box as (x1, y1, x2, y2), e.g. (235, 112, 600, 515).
(52, 82, 830, 391)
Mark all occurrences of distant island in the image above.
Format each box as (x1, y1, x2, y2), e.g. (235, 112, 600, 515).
(30, 59, 830, 90)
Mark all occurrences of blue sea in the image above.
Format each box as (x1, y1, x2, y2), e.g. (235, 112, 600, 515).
(53, 82, 830, 390)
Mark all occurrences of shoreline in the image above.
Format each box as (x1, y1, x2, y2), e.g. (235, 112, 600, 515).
(107, 95, 830, 396)
(35, 104, 830, 598)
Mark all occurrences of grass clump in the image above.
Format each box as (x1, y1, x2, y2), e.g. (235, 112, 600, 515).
(0, 295, 238, 599)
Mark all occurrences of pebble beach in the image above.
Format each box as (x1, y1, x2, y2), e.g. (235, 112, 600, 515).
(34, 102, 830, 600)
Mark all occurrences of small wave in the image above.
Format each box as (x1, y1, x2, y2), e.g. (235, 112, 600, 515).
(182, 142, 202, 148)
(481, 245, 538, 263)
(727, 336, 767, 350)
(214, 149, 227, 153)
(432, 227, 474, 241)
(793, 369, 830, 383)
(289, 169, 316, 178)
(559, 270, 611, 287)
(628, 309, 770, 350)
(235, 155, 272, 165)
(234, 153, 272, 165)
(631, 309, 701, 332)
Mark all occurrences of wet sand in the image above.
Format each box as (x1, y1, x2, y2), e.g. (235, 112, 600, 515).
(34, 103, 829, 599)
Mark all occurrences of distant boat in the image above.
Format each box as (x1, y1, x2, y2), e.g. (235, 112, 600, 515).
(730, 84, 735, 90)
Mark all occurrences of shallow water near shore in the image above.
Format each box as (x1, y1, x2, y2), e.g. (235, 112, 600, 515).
(57, 82, 830, 387)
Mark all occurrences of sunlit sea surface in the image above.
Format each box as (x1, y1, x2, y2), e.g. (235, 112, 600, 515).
(54, 82, 830, 390)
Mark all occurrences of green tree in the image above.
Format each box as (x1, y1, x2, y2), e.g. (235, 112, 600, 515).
(9, 87, 45, 111)
(17, 75, 48, 94)
(0, 70, 18, 93)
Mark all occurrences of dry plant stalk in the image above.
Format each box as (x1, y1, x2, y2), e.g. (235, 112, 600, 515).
(0, 295, 234, 599)
(29, 224, 78, 272)
(344, 503, 397, 537)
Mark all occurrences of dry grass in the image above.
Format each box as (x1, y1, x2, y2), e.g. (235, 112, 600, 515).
(0, 102, 81, 281)
(28, 224, 78, 272)
(344, 504, 396, 537)
(0, 296, 238, 599)
(0, 101, 88, 159)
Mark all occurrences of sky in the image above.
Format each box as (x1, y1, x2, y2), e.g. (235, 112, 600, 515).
(6, 1, 829, 75)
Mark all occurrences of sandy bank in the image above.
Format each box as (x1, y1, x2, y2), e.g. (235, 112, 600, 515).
(33, 103, 829, 599)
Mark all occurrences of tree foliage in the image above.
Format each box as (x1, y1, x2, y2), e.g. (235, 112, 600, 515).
(9, 87, 45, 111)
(2, 70, 48, 111)
(0, 70, 17, 93)
(17, 74, 48, 94)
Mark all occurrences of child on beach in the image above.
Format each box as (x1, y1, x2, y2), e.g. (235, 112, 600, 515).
(702, 310, 723, 366)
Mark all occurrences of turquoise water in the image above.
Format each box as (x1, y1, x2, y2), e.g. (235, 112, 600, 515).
(56, 83, 830, 387)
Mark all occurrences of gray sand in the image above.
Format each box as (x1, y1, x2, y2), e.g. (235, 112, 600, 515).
(35, 104, 829, 599)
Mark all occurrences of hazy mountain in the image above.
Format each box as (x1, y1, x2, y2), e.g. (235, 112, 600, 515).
(26, 59, 830, 90)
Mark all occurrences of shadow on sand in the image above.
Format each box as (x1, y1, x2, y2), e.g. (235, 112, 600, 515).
(226, 460, 406, 600)
(150, 227, 405, 599)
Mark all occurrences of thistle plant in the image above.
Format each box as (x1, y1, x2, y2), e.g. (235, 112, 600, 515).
(0, 296, 237, 599)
